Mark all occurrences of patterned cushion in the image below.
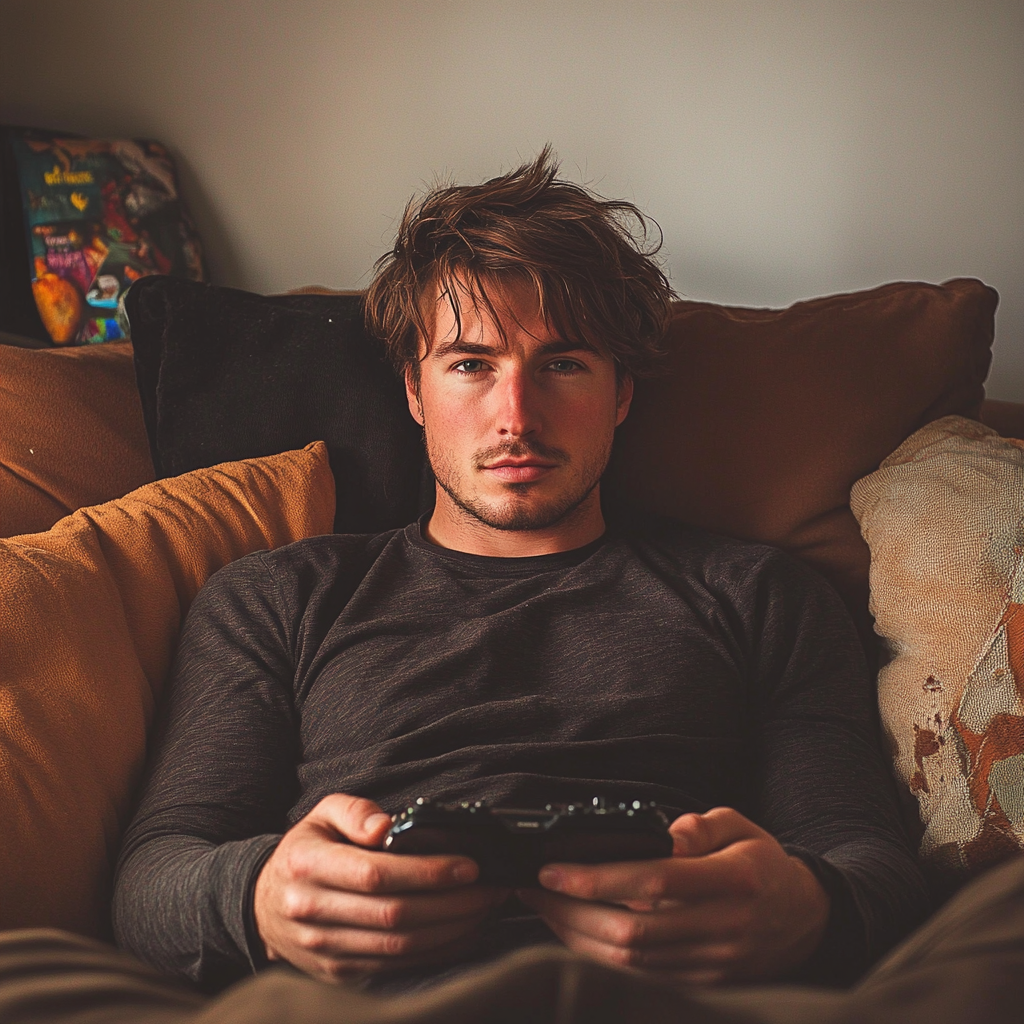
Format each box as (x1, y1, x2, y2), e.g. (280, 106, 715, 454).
(851, 416, 1024, 885)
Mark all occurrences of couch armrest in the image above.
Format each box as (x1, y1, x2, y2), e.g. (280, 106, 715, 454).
(979, 399, 1024, 439)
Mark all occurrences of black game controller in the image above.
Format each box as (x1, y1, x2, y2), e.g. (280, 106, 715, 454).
(383, 797, 673, 886)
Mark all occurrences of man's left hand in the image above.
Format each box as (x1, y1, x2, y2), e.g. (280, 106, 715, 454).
(516, 806, 829, 984)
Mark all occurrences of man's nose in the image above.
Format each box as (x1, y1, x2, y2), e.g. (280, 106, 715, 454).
(494, 367, 541, 437)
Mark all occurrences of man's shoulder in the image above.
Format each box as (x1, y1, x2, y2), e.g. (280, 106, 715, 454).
(615, 519, 858, 665)
(250, 527, 402, 571)
(201, 526, 406, 598)
(617, 516, 788, 573)
(614, 517, 836, 603)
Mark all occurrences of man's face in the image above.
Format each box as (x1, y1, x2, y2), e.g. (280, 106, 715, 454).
(406, 277, 633, 538)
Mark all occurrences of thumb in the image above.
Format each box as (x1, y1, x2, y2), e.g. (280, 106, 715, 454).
(669, 806, 768, 857)
(309, 792, 393, 847)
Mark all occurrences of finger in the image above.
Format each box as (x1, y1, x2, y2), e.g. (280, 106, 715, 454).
(535, 854, 744, 904)
(299, 930, 485, 982)
(669, 807, 769, 857)
(286, 837, 481, 895)
(517, 888, 745, 947)
(539, 913, 742, 975)
(285, 883, 506, 929)
(291, 912, 492, 961)
(308, 793, 394, 847)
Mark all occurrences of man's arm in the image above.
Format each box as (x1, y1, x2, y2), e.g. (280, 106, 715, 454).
(522, 544, 929, 985)
(252, 793, 507, 981)
(113, 548, 502, 987)
(113, 553, 302, 986)
(519, 807, 829, 983)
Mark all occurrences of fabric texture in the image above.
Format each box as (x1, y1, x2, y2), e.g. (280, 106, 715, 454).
(0, 340, 154, 538)
(5, 855, 1024, 1024)
(124, 276, 425, 534)
(605, 278, 998, 644)
(113, 520, 927, 990)
(851, 416, 1024, 886)
(0, 443, 335, 939)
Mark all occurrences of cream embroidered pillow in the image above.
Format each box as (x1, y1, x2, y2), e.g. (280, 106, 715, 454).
(852, 416, 1024, 885)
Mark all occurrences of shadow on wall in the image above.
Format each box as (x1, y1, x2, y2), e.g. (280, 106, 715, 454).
(169, 148, 245, 290)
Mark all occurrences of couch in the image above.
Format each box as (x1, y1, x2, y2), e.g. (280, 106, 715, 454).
(1, 275, 1022, 1007)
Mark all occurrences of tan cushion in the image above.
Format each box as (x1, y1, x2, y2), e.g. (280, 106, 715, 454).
(0, 341, 154, 538)
(851, 417, 1024, 885)
(0, 443, 335, 937)
(607, 278, 998, 639)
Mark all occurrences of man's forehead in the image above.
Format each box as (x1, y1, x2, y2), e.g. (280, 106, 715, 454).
(420, 274, 601, 360)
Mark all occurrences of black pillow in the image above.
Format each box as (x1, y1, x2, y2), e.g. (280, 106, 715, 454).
(125, 276, 427, 534)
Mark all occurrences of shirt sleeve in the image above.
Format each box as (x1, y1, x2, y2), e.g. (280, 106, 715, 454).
(736, 547, 931, 984)
(112, 551, 300, 990)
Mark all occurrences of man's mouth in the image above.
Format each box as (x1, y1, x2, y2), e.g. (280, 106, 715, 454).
(474, 441, 568, 484)
(481, 458, 559, 483)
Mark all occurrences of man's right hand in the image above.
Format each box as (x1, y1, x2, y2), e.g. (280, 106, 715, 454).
(253, 793, 508, 981)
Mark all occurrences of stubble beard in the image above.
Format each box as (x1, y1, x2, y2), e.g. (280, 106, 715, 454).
(426, 436, 612, 533)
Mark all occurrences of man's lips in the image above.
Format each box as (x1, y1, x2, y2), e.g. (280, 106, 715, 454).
(480, 459, 558, 483)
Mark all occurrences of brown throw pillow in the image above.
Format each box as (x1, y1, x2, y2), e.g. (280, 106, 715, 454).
(0, 443, 335, 938)
(851, 416, 1024, 887)
(0, 340, 154, 537)
(605, 278, 998, 642)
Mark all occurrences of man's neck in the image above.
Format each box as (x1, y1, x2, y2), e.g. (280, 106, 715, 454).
(422, 489, 607, 557)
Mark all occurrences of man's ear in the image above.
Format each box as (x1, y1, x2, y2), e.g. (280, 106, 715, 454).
(615, 373, 634, 427)
(405, 367, 424, 426)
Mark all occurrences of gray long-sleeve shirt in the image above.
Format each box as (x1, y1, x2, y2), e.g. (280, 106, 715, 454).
(113, 519, 929, 990)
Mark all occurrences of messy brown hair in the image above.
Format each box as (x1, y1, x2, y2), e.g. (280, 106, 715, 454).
(364, 147, 674, 383)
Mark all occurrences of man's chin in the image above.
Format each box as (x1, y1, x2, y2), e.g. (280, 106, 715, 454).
(446, 486, 596, 534)
(465, 508, 567, 533)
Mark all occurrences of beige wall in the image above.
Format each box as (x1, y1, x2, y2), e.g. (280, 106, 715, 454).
(1, 0, 1021, 399)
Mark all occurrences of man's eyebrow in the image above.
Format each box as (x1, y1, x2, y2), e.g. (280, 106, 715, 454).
(429, 340, 498, 359)
(429, 338, 598, 359)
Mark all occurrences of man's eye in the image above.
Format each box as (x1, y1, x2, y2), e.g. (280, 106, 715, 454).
(453, 359, 487, 374)
(548, 359, 582, 374)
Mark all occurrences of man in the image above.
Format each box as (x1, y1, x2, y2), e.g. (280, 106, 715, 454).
(113, 151, 927, 993)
